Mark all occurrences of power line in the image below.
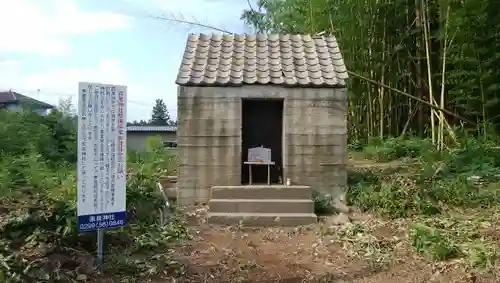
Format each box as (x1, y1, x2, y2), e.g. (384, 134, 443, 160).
(10, 87, 157, 106)
(4, 87, 177, 112)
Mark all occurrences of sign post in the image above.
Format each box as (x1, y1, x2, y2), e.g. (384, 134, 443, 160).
(77, 82, 127, 270)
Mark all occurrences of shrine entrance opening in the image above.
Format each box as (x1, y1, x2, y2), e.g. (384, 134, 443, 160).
(241, 99, 283, 185)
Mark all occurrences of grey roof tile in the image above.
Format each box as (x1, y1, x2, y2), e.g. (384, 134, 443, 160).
(176, 33, 348, 87)
(0, 90, 54, 108)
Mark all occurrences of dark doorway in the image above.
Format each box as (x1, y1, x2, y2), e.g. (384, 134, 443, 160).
(241, 99, 283, 184)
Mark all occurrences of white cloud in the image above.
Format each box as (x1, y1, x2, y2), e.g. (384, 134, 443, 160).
(21, 59, 128, 92)
(0, 58, 128, 101)
(0, 60, 21, 72)
(0, 0, 133, 56)
(0, 60, 22, 92)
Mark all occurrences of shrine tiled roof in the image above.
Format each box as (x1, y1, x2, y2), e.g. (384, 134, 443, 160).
(176, 33, 348, 87)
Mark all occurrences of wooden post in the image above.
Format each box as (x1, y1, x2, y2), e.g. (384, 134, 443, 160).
(248, 164, 252, 185)
(267, 164, 270, 185)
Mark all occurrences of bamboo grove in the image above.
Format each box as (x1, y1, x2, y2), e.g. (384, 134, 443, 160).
(241, 0, 500, 148)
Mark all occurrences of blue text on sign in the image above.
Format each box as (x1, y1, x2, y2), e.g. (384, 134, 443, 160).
(77, 211, 126, 232)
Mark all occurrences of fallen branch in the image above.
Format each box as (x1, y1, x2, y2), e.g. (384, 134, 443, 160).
(347, 71, 475, 125)
(151, 15, 232, 34)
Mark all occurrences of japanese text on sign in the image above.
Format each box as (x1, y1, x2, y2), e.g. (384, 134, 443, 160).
(77, 82, 127, 232)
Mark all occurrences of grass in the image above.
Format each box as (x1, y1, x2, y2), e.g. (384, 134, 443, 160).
(341, 135, 500, 271)
(408, 215, 498, 267)
(3, 107, 500, 281)
(0, 109, 188, 282)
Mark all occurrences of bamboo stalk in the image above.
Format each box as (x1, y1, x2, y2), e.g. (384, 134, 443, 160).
(379, 12, 387, 138)
(430, 97, 458, 145)
(422, 0, 437, 145)
(438, 4, 451, 150)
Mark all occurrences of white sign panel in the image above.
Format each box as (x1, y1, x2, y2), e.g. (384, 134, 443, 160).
(248, 147, 271, 163)
(77, 82, 127, 232)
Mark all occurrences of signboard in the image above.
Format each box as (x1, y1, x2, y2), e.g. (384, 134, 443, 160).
(248, 147, 271, 163)
(77, 82, 127, 232)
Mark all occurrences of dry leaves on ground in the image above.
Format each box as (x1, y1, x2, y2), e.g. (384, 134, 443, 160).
(170, 206, 499, 282)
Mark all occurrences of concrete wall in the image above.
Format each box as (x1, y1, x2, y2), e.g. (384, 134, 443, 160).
(127, 131, 177, 152)
(177, 85, 348, 205)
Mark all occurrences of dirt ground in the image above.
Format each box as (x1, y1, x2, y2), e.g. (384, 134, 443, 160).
(172, 206, 498, 283)
(166, 158, 498, 283)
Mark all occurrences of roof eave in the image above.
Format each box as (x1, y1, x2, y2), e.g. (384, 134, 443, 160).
(176, 82, 348, 88)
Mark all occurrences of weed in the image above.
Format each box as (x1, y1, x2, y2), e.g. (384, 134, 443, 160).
(312, 190, 335, 215)
(409, 223, 462, 261)
(348, 178, 441, 219)
(0, 109, 187, 282)
(409, 216, 498, 269)
(465, 243, 497, 269)
(349, 134, 500, 215)
(348, 134, 500, 270)
(332, 221, 398, 264)
(362, 136, 434, 162)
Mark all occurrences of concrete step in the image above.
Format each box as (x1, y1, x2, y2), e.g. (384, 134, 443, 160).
(209, 199, 314, 214)
(211, 185, 312, 200)
(207, 212, 317, 226)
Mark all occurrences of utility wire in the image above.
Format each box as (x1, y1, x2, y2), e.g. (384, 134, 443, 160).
(3, 86, 177, 112)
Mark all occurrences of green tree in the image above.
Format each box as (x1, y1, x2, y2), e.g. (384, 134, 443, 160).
(0, 108, 76, 164)
(241, 0, 500, 143)
(128, 120, 149, 126)
(57, 97, 76, 117)
(150, 99, 172, 126)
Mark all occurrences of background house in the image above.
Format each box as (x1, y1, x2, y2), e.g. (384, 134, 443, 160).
(175, 33, 348, 205)
(127, 125, 177, 152)
(0, 90, 55, 116)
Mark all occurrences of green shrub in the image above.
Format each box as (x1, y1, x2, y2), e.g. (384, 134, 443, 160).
(0, 109, 186, 282)
(409, 223, 462, 261)
(312, 190, 334, 215)
(362, 136, 434, 162)
(347, 135, 500, 218)
(347, 178, 441, 219)
(408, 219, 497, 268)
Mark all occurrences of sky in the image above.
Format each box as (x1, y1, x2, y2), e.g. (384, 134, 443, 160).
(0, 0, 253, 121)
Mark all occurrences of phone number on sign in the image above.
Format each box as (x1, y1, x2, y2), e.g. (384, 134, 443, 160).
(79, 220, 125, 230)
